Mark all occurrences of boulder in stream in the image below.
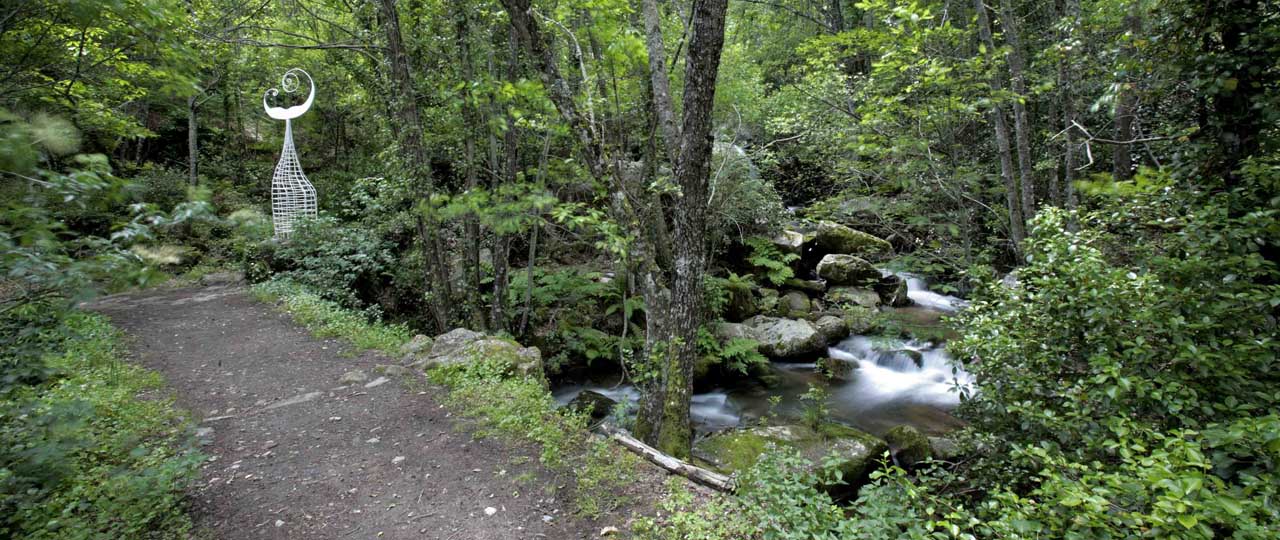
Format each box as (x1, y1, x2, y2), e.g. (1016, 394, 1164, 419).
(874, 274, 911, 307)
(825, 286, 881, 308)
(770, 230, 808, 255)
(816, 254, 880, 286)
(776, 291, 812, 318)
(567, 390, 616, 422)
(814, 315, 848, 344)
(813, 221, 892, 258)
(883, 424, 932, 468)
(694, 423, 889, 494)
(782, 278, 826, 295)
(743, 316, 827, 358)
(816, 356, 857, 381)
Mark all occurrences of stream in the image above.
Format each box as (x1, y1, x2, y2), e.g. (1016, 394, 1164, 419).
(552, 273, 974, 437)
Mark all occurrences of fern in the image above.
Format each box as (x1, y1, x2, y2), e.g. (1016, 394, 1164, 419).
(745, 237, 798, 286)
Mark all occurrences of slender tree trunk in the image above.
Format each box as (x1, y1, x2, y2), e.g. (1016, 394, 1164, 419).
(997, 0, 1036, 223)
(490, 32, 522, 334)
(1062, 0, 1080, 210)
(975, 0, 1026, 251)
(641, 0, 680, 162)
(1113, 2, 1140, 180)
(455, 6, 485, 329)
(376, 0, 453, 330)
(187, 95, 198, 185)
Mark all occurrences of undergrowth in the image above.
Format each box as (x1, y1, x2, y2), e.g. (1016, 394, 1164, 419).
(0, 312, 203, 539)
(250, 278, 410, 356)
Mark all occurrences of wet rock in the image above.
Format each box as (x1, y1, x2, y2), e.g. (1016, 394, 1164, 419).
(928, 437, 961, 459)
(783, 278, 826, 295)
(816, 357, 857, 381)
(742, 316, 826, 358)
(816, 254, 880, 286)
(694, 423, 888, 494)
(567, 390, 616, 421)
(776, 291, 812, 318)
(884, 425, 932, 468)
(841, 306, 879, 334)
(724, 281, 758, 322)
(814, 315, 848, 343)
(874, 275, 911, 307)
(770, 230, 807, 255)
(890, 349, 925, 368)
(813, 221, 892, 258)
(428, 328, 486, 358)
(826, 286, 881, 308)
(338, 370, 369, 385)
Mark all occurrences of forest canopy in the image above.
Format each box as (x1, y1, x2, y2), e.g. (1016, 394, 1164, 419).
(2, 0, 1277, 538)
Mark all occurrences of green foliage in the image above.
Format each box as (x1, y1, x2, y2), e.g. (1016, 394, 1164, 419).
(507, 267, 640, 373)
(745, 237, 799, 286)
(0, 312, 201, 539)
(798, 384, 830, 430)
(696, 325, 767, 376)
(272, 216, 396, 309)
(250, 278, 410, 356)
(426, 357, 640, 518)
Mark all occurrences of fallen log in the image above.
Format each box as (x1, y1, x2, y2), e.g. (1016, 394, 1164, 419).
(599, 424, 735, 492)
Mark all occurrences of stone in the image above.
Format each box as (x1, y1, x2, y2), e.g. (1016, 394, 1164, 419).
(825, 286, 881, 308)
(742, 316, 826, 359)
(338, 370, 369, 385)
(400, 334, 434, 359)
(770, 230, 807, 255)
(814, 315, 848, 344)
(600, 526, 620, 536)
(724, 281, 757, 322)
(484, 507, 498, 516)
(567, 390, 616, 421)
(195, 427, 215, 446)
(890, 349, 924, 368)
(364, 376, 390, 388)
(694, 423, 888, 493)
(776, 291, 811, 318)
(841, 306, 878, 334)
(883, 425, 932, 468)
(756, 288, 779, 315)
(874, 275, 911, 307)
(816, 356, 857, 381)
(813, 221, 892, 258)
(416, 328, 543, 380)
(375, 364, 412, 377)
(816, 254, 880, 286)
(928, 437, 960, 459)
(782, 278, 826, 295)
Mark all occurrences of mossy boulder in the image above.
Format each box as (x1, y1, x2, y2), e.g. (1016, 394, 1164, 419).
(695, 423, 888, 491)
(770, 230, 808, 255)
(841, 306, 879, 334)
(874, 275, 911, 307)
(813, 221, 892, 258)
(816, 254, 880, 286)
(413, 328, 543, 380)
(756, 288, 780, 315)
(825, 286, 881, 308)
(567, 390, 616, 422)
(783, 278, 826, 295)
(883, 425, 932, 468)
(814, 315, 848, 344)
(724, 281, 758, 322)
(400, 334, 434, 362)
(743, 316, 827, 358)
(776, 291, 812, 318)
(816, 356, 857, 381)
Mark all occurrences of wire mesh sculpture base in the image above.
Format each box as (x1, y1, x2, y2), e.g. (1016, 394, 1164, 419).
(264, 68, 318, 240)
(270, 120, 316, 239)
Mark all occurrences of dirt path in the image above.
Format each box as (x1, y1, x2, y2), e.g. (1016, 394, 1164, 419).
(92, 283, 610, 540)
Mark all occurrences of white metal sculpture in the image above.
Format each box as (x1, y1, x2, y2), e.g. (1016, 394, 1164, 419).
(264, 68, 318, 239)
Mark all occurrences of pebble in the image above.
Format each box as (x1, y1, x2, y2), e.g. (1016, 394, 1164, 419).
(274, 520, 284, 527)
(483, 507, 498, 516)
(392, 456, 405, 464)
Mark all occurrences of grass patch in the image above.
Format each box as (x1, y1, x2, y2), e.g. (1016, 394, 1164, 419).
(250, 278, 411, 356)
(427, 359, 641, 518)
(1, 312, 203, 539)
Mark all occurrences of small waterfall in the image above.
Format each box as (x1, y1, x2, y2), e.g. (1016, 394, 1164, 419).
(884, 270, 969, 312)
(828, 336, 973, 410)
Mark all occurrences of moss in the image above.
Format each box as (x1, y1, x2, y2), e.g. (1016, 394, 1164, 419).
(695, 431, 773, 472)
(883, 425, 932, 468)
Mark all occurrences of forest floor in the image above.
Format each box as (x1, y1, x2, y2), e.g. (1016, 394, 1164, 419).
(91, 282, 640, 540)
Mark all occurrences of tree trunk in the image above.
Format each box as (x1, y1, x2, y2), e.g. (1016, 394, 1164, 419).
(997, 0, 1036, 224)
(455, 6, 485, 329)
(975, 0, 1026, 251)
(490, 31, 522, 334)
(636, 0, 730, 458)
(1061, 0, 1080, 210)
(376, 0, 453, 331)
(1113, 3, 1140, 181)
(187, 94, 198, 185)
(641, 0, 680, 162)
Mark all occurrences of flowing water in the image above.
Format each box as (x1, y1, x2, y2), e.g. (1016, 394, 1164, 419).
(553, 273, 974, 437)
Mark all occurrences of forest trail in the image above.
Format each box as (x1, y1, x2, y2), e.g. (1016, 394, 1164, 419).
(91, 283, 604, 540)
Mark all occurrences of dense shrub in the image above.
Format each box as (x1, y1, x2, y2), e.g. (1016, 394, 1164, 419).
(272, 216, 397, 309)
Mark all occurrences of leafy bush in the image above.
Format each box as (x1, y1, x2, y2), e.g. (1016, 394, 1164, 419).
(250, 278, 410, 356)
(745, 237, 798, 286)
(506, 266, 640, 373)
(272, 216, 396, 309)
(0, 313, 202, 539)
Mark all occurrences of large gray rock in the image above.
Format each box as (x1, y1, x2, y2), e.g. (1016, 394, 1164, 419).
(743, 316, 826, 358)
(814, 315, 848, 344)
(776, 291, 812, 318)
(400, 334, 434, 360)
(770, 230, 807, 255)
(567, 390, 616, 421)
(694, 423, 888, 494)
(884, 425, 932, 468)
(826, 286, 881, 308)
(813, 221, 892, 258)
(413, 328, 543, 380)
(816, 254, 880, 286)
(783, 278, 826, 294)
(816, 356, 857, 381)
